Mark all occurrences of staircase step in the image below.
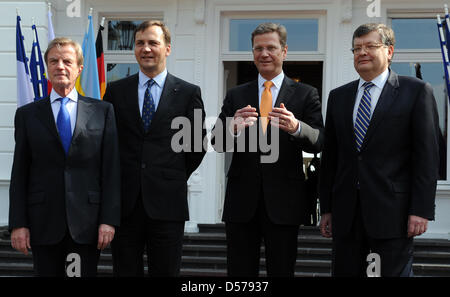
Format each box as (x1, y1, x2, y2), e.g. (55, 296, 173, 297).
(1, 224, 449, 277)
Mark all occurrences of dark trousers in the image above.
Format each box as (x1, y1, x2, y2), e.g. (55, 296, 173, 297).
(225, 199, 299, 277)
(332, 199, 414, 277)
(31, 230, 100, 277)
(112, 198, 185, 276)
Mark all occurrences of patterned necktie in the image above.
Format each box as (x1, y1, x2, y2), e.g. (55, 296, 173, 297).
(355, 81, 374, 151)
(142, 79, 156, 132)
(260, 81, 273, 133)
(57, 97, 72, 155)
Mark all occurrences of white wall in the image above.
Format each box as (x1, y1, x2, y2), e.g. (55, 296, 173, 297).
(0, 0, 49, 225)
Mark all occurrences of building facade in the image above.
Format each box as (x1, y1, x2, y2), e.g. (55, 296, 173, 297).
(1, 0, 449, 239)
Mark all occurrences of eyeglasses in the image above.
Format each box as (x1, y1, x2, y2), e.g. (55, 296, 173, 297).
(351, 43, 387, 55)
(252, 46, 281, 54)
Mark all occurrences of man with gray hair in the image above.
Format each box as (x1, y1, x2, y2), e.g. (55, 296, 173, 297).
(319, 23, 440, 276)
(212, 22, 323, 276)
(9, 37, 121, 276)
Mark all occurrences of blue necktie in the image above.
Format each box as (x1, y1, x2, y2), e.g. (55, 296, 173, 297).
(142, 79, 156, 132)
(57, 97, 72, 155)
(355, 82, 374, 152)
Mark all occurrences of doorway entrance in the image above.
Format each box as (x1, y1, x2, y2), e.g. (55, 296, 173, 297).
(222, 60, 323, 172)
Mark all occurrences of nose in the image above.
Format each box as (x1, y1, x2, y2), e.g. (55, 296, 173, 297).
(143, 43, 152, 52)
(55, 60, 65, 69)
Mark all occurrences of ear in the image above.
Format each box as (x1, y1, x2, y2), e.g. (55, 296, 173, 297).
(78, 65, 84, 76)
(282, 45, 288, 60)
(387, 45, 394, 60)
(165, 43, 171, 57)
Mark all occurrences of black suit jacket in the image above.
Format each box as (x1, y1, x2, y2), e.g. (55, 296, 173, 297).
(9, 95, 121, 245)
(212, 76, 324, 225)
(319, 70, 440, 239)
(103, 73, 206, 221)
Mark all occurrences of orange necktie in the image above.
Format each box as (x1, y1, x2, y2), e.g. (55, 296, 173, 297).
(260, 81, 273, 133)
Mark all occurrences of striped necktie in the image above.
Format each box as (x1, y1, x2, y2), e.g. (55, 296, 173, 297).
(142, 79, 156, 132)
(354, 81, 374, 151)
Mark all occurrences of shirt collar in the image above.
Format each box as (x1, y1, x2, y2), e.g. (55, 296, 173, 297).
(358, 68, 389, 90)
(258, 71, 284, 89)
(139, 68, 168, 88)
(50, 87, 78, 103)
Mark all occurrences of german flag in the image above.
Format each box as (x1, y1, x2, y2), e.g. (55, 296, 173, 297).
(96, 24, 106, 99)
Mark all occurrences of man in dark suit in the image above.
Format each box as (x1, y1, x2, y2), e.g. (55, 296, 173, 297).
(212, 23, 324, 277)
(103, 20, 206, 276)
(319, 23, 440, 276)
(9, 37, 121, 277)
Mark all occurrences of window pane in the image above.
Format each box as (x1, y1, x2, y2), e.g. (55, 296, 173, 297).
(107, 63, 140, 83)
(107, 20, 143, 50)
(229, 19, 318, 51)
(391, 62, 447, 179)
(391, 19, 440, 49)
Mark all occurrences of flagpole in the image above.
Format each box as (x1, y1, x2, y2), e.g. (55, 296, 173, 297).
(445, 4, 450, 28)
(87, 7, 93, 32)
(16, 9, 35, 107)
(31, 17, 42, 99)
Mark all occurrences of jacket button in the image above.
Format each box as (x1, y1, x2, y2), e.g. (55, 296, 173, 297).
(358, 156, 362, 161)
(141, 163, 146, 169)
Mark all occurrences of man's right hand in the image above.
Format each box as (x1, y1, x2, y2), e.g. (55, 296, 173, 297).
(230, 105, 258, 134)
(11, 227, 31, 255)
(319, 213, 332, 238)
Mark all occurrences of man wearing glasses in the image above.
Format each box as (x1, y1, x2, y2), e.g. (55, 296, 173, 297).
(319, 23, 440, 276)
(212, 22, 323, 276)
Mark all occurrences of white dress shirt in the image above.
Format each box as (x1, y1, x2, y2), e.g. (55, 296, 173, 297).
(50, 88, 78, 135)
(353, 68, 389, 125)
(138, 68, 168, 116)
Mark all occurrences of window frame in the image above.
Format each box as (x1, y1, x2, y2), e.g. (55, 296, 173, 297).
(389, 12, 450, 183)
(220, 11, 326, 62)
(101, 13, 164, 83)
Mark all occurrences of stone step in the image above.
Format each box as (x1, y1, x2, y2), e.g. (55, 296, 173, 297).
(1, 225, 449, 277)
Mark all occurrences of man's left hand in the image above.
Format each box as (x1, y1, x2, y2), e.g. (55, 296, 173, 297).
(97, 224, 115, 250)
(269, 103, 299, 134)
(407, 215, 428, 238)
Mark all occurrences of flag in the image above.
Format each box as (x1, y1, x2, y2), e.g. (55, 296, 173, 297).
(30, 24, 48, 101)
(96, 24, 106, 99)
(437, 15, 450, 102)
(445, 7, 450, 61)
(47, 8, 55, 42)
(47, 7, 55, 95)
(16, 15, 34, 108)
(75, 15, 101, 99)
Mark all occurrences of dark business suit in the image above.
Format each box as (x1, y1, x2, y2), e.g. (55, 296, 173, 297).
(9, 95, 121, 276)
(212, 76, 323, 276)
(103, 72, 206, 276)
(319, 70, 440, 276)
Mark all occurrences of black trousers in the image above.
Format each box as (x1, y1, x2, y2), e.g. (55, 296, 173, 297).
(225, 198, 299, 277)
(112, 198, 185, 276)
(31, 230, 100, 277)
(332, 198, 414, 277)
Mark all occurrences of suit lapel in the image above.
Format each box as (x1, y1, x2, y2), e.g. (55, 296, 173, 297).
(126, 74, 145, 133)
(274, 77, 295, 108)
(345, 80, 359, 152)
(248, 80, 259, 112)
(360, 70, 399, 151)
(149, 73, 178, 131)
(35, 97, 60, 141)
(71, 96, 94, 144)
